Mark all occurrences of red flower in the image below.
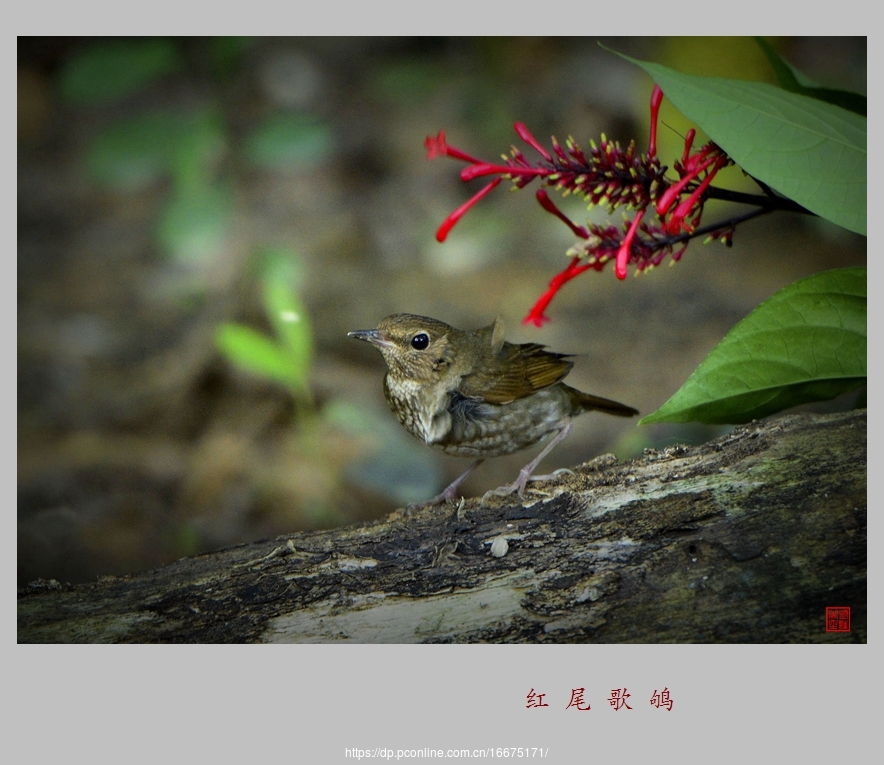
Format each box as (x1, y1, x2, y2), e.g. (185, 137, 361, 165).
(427, 85, 742, 325)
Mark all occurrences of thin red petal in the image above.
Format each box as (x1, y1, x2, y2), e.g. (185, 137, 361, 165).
(523, 297, 553, 327)
(435, 178, 502, 242)
(535, 190, 589, 239)
(648, 85, 664, 158)
(522, 257, 593, 326)
(656, 175, 693, 215)
(616, 210, 644, 280)
(514, 122, 552, 162)
(657, 151, 721, 216)
(681, 129, 696, 165)
(666, 155, 728, 234)
(425, 131, 447, 159)
(425, 130, 485, 164)
(460, 163, 549, 182)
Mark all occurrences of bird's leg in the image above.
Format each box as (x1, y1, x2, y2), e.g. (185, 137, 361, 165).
(407, 459, 484, 512)
(483, 421, 574, 502)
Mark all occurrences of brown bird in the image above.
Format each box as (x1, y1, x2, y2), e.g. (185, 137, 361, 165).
(348, 314, 637, 506)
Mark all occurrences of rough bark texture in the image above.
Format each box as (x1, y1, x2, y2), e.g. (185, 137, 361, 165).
(18, 410, 866, 643)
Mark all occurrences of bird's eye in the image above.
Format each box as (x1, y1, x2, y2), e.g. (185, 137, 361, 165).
(410, 332, 430, 350)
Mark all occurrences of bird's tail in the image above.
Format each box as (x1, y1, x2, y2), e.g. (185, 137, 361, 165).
(565, 385, 638, 418)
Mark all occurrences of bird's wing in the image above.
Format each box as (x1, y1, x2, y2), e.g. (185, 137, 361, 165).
(458, 341, 574, 404)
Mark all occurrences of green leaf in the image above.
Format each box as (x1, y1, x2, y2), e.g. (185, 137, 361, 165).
(754, 37, 866, 116)
(372, 60, 444, 104)
(157, 183, 234, 263)
(215, 250, 314, 401)
(641, 268, 866, 425)
(86, 110, 227, 192)
(260, 250, 312, 394)
(615, 52, 867, 236)
(215, 323, 297, 388)
(208, 37, 255, 79)
(169, 110, 228, 192)
(59, 39, 182, 105)
(86, 113, 181, 189)
(244, 114, 333, 169)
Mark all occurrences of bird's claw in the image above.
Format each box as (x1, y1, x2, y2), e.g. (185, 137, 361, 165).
(481, 477, 529, 504)
(482, 466, 574, 504)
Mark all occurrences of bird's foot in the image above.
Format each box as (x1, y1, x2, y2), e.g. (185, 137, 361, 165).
(527, 467, 575, 481)
(405, 459, 484, 514)
(405, 483, 461, 513)
(481, 466, 533, 504)
(481, 467, 575, 504)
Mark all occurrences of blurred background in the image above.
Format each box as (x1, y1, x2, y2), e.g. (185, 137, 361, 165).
(18, 37, 866, 585)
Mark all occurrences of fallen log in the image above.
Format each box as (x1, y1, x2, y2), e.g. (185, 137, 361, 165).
(18, 409, 866, 643)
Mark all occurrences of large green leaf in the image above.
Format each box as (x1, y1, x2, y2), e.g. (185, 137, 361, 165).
(641, 268, 866, 424)
(618, 53, 867, 236)
(754, 37, 866, 116)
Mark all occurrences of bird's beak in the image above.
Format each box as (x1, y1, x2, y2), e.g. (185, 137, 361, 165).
(348, 329, 394, 349)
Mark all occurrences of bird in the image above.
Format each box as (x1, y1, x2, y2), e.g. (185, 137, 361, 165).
(348, 313, 637, 507)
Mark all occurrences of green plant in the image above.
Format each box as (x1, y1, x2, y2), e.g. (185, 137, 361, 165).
(427, 39, 866, 425)
(215, 249, 313, 406)
(214, 250, 446, 508)
(642, 267, 866, 424)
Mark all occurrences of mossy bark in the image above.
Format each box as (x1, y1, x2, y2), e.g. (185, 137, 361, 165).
(18, 410, 866, 644)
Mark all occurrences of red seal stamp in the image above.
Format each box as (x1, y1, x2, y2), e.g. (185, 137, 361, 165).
(825, 606, 851, 632)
